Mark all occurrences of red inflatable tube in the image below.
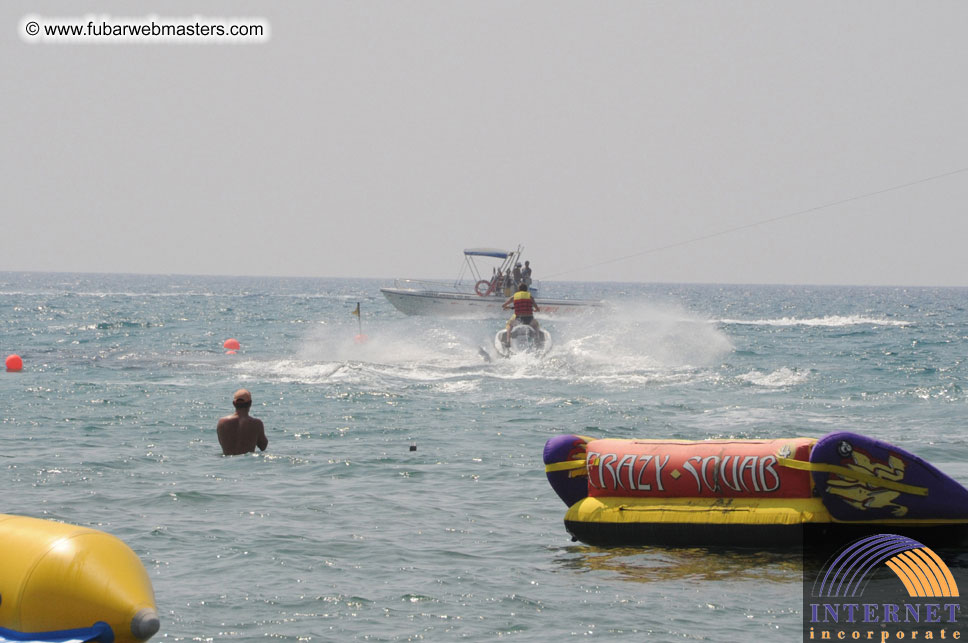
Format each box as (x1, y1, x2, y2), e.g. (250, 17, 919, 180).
(585, 438, 815, 499)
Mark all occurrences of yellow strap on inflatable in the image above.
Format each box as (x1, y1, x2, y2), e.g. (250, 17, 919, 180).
(777, 458, 928, 496)
(545, 460, 587, 473)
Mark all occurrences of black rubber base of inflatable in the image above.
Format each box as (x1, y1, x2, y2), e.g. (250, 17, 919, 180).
(564, 520, 968, 549)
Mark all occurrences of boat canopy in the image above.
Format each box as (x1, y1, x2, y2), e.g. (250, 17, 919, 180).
(463, 248, 511, 259)
(455, 245, 524, 288)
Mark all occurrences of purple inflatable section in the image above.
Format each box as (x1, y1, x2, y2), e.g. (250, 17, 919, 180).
(811, 431, 968, 521)
(544, 434, 590, 508)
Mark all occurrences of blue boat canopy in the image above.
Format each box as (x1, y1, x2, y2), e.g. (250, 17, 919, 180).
(463, 248, 511, 259)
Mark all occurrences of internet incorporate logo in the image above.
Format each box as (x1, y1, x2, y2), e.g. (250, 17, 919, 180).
(805, 534, 965, 641)
(815, 534, 959, 599)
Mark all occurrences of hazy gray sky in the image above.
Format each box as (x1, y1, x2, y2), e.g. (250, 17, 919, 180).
(4, 2, 967, 286)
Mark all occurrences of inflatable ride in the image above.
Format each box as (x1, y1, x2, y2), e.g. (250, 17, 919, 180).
(0, 514, 159, 643)
(494, 324, 552, 358)
(544, 432, 968, 547)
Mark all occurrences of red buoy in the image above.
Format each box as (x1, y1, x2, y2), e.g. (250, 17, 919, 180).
(354, 334, 369, 344)
(5, 354, 23, 372)
(223, 338, 241, 350)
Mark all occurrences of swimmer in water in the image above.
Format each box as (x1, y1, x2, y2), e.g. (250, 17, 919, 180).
(217, 389, 268, 456)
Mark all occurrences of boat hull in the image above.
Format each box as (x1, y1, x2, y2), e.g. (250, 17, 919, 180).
(381, 288, 599, 318)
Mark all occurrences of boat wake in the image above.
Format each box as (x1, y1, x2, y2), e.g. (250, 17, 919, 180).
(535, 302, 734, 387)
(297, 321, 488, 367)
(737, 367, 809, 388)
(232, 321, 495, 387)
(233, 302, 735, 390)
(720, 315, 912, 327)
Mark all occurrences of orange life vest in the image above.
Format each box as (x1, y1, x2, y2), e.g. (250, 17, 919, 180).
(512, 291, 534, 317)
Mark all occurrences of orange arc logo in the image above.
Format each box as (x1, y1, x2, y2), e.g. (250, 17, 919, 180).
(884, 547, 959, 598)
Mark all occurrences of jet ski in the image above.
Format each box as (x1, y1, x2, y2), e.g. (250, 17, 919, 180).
(494, 323, 552, 358)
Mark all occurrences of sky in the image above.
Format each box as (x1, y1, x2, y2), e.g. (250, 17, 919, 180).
(3, 1, 968, 286)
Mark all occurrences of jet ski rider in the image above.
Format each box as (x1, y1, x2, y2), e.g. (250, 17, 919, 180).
(502, 283, 541, 345)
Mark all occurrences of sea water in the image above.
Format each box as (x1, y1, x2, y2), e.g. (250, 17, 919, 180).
(2, 272, 968, 641)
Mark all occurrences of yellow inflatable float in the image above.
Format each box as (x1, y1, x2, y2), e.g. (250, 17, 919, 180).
(0, 514, 159, 643)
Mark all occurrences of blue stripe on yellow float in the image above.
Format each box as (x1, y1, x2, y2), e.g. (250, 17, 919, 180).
(0, 622, 112, 642)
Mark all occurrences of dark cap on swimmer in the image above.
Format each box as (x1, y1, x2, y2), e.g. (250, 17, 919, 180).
(233, 389, 252, 404)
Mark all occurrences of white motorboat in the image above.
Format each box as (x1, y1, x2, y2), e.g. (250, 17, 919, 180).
(380, 247, 601, 318)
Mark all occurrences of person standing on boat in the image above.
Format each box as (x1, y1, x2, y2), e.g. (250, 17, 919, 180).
(502, 283, 541, 345)
(521, 261, 532, 287)
(512, 263, 523, 287)
(491, 269, 504, 295)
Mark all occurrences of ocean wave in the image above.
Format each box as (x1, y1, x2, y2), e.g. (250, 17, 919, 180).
(737, 367, 809, 388)
(0, 289, 354, 300)
(573, 371, 705, 389)
(0, 290, 219, 298)
(432, 379, 482, 393)
(233, 359, 348, 383)
(720, 315, 912, 327)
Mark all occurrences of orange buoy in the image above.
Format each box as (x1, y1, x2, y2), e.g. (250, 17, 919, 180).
(5, 354, 23, 372)
(223, 338, 240, 350)
(225, 350, 237, 355)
